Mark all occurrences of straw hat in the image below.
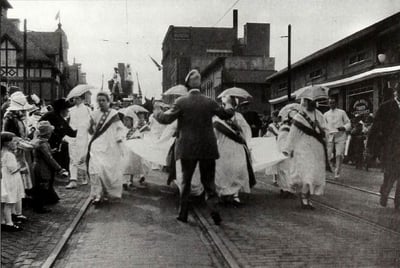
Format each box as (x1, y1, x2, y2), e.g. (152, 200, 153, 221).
(1, 131, 16, 145)
(37, 121, 55, 136)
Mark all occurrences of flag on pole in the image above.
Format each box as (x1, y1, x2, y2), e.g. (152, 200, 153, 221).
(149, 56, 162, 71)
(136, 72, 142, 98)
(55, 11, 60, 21)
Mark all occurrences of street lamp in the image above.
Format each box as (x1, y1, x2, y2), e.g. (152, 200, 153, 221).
(281, 24, 292, 102)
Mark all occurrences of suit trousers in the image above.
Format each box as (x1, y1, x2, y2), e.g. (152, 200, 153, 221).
(380, 169, 400, 208)
(179, 158, 219, 220)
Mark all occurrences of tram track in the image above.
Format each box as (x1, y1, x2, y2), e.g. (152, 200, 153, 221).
(257, 178, 400, 236)
(326, 178, 395, 200)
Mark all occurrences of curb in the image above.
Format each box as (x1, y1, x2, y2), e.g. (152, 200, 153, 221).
(41, 196, 92, 268)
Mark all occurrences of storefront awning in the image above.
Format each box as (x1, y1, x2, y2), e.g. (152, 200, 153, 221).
(269, 65, 400, 105)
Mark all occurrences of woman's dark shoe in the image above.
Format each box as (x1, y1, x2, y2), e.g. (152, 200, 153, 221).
(176, 216, 188, 223)
(211, 212, 222, 225)
(12, 214, 28, 223)
(3, 224, 23, 232)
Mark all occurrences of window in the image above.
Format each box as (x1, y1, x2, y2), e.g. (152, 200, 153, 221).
(0, 40, 17, 67)
(309, 69, 322, 79)
(277, 82, 287, 92)
(349, 52, 367, 65)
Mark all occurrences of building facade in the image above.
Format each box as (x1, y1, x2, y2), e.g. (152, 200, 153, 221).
(267, 12, 400, 117)
(201, 56, 275, 114)
(0, 1, 83, 103)
(161, 10, 272, 93)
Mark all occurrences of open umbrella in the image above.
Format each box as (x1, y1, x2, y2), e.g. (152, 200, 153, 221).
(295, 85, 329, 101)
(162, 85, 188, 96)
(66, 84, 95, 101)
(127, 104, 149, 114)
(217, 87, 252, 99)
(278, 103, 301, 121)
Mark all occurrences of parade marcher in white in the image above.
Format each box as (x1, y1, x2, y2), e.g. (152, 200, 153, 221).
(65, 94, 92, 189)
(324, 97, 351, 179)
(87, 92, 125, 204)
(283, 97, 328, 209)
(276, 103, 301, 198)
(212, 98, 255, 204)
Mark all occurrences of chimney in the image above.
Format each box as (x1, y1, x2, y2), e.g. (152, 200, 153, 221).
(233, 9, 238, 38)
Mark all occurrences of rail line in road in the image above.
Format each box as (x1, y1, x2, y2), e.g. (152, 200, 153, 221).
(326, 179, 395, 200)
(257, 179, 400, 236)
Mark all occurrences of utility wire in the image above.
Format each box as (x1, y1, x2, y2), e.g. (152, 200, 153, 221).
(213, 0, 240, 27)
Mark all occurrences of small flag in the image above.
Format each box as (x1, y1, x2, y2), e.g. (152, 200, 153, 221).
(149, 55, 162, 71)
(55, 11, 60, 21)
(136, 72, 142, 98)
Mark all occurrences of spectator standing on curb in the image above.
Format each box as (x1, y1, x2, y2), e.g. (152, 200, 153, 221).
(324, 97, 351, 179)
(1, 132, 26, 232)
(31, 121, 69, 213)
(367, 84, 400, 211)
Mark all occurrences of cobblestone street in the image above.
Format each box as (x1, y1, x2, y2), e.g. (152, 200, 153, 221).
(51, 166, 400, 267)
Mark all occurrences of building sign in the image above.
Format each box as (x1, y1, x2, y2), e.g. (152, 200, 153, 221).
(348, 91, 373, 117)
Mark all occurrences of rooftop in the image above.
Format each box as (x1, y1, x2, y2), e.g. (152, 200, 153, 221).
(266, 11, 400, 81)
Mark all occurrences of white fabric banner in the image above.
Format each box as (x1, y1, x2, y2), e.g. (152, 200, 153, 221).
(125, 136, 286, 172)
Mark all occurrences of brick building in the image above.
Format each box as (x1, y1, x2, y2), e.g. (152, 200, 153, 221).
(267, 12, 400, 117)
(201, 56, 275, 113)
(162, 10, 273, 90)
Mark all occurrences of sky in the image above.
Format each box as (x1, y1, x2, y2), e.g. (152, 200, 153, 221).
(7, 0, 400, 99)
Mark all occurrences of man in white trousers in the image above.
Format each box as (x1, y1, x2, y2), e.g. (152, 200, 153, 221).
(66, 94, 92, 189)
(324, 97, 351, 179)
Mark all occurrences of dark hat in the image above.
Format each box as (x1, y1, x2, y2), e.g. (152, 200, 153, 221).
(52, 98, 71, 113)
(1, 131, 16, 145)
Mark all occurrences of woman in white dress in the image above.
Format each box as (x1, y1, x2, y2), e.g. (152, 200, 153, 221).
(283, 98, 327, 209)
(213, 111, 255, 204)
(87, 92, 125, 204)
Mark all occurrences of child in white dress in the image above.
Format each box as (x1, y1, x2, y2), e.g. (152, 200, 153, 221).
(1, 132, 26, 232)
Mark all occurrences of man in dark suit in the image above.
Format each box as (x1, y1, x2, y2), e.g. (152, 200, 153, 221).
(154, 69, 234, 224)
(367, 84, 400, 210)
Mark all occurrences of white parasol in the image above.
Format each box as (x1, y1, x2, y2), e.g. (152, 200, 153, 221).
(295, 85, 329, 101)
(66, 84, 95, 101)
(162, 85, 188, 96)
(217, 87, 252, 99)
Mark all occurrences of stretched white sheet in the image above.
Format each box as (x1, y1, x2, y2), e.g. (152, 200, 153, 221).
(125, 136, 286, 172)
(249, 137, 287, 172)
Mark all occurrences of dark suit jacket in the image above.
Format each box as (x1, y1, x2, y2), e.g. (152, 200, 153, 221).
(154, 90, 234, 160)
(367, 99, 400, 171)
(40, 111, 77, 150)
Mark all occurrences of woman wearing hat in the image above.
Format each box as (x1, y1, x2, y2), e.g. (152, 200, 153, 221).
(40, 98, 77, 200)
(31, 121, 68, 213)
(282, 98, 328, 210)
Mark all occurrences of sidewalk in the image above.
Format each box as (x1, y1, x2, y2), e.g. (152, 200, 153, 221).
(1, 179, 90, 268)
